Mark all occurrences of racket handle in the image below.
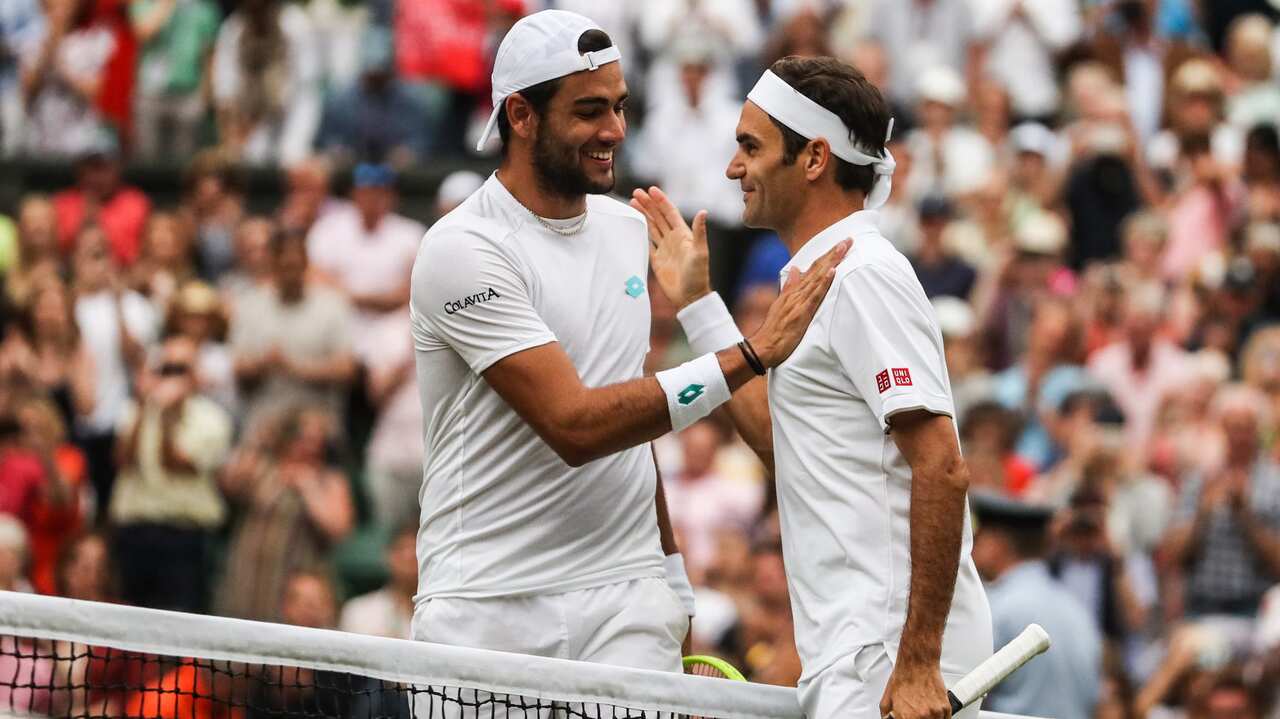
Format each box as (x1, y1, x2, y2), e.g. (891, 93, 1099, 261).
(948, 691, 962, 715)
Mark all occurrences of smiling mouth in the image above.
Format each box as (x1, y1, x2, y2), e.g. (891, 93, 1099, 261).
(585, 150, 613, 166)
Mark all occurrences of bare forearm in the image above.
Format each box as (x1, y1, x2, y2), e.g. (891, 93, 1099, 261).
(723, 376, 773, 474)
(158, 411, 197, 474)
(898, 456, 969, 666)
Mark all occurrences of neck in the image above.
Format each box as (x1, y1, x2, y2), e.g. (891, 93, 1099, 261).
(497, 160, 586, 219)
(778, 187, 866, 256)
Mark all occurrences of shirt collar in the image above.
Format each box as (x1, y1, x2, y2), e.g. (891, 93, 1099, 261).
(779, 210, 879, 283)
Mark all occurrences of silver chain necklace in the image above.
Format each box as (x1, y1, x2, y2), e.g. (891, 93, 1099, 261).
(531, 209, 588, 236)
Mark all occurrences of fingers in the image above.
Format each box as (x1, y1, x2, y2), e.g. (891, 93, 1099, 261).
(630, 189, 672, 235)
(780, 266, 801, 293)
(650, 187, 687, 233)
(691, 210, 708, 245)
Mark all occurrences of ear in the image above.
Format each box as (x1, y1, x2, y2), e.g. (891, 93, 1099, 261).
(506, 93, 539, 143)
(803, 139, 831, 182)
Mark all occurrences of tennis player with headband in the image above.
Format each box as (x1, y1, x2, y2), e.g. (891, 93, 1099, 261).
(632, 57, 993, 718)
(408, 11, 845, 671)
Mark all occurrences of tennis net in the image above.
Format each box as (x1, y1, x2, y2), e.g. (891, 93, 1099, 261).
(0, 591, 1036, 719)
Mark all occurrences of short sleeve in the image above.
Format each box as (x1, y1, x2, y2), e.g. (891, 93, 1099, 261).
(829, 266, 954, 432)
(411, 229, 555, 374)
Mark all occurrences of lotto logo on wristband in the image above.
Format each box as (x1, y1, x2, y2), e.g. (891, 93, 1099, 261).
(677, 384, 706, 405)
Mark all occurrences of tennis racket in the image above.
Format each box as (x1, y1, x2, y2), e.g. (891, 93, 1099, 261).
(939, 624, 1051, 716)
(682, 655, 746, 681)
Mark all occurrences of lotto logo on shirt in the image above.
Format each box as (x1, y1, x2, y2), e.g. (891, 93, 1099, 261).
(876, 370, 891, 394)
(892, 368, 913, 387)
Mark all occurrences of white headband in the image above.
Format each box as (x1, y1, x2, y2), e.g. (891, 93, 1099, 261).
(746, 70, 897, 209)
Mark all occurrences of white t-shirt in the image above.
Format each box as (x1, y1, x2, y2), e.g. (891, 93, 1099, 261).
(75, 290, 159, 435)
(767, 210, 991, 680)
(408, 174, 664, 602)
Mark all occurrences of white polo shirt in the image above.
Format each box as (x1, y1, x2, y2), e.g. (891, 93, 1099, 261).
(767, 210, 991, 681)
(408, 174, 664, 603)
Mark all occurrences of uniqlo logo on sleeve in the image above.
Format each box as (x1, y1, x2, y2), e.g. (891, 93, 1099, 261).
(892, 368, 913, 387)
(876, 369, 891, 393)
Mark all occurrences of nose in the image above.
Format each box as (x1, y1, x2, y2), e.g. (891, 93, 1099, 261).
(599, 110, 626, 145)
(726, 153, 745, 180)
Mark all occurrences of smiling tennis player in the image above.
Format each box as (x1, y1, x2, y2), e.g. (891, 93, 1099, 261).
(632, 56, 993, 718)
(408, 11, 844, 672)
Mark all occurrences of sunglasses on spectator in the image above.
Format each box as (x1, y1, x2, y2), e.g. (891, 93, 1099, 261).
(157, 363, 192, 377)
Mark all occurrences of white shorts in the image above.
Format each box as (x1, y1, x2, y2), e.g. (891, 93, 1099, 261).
(800, 643, 985, 719)
(411, 576, 686, 671)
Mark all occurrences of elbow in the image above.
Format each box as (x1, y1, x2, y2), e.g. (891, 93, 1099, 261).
(941, 456, 971, 494)
(552, 436, 596, 468)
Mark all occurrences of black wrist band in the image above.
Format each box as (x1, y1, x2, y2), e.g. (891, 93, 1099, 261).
(738, 340, 766, 376)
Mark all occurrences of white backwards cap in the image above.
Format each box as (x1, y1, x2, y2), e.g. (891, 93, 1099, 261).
(476, 10, 621, 152)
(746, 70, 896, 209)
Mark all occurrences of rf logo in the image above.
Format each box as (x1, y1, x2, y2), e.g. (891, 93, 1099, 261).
(677, 384, 705, 406)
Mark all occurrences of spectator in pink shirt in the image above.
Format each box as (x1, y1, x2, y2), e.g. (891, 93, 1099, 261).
(1162, 133, 1245, 281)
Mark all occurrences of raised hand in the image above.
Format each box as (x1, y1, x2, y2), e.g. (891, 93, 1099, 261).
(748, 239, 852, 368)
(629, 187, 711, 310)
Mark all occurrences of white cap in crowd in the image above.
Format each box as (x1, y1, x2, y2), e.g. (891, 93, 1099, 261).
(476, 10, 621, 152)
(916, 65, 966, 107)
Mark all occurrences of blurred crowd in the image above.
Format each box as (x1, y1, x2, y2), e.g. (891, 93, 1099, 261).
(1, 1, 1280, 719)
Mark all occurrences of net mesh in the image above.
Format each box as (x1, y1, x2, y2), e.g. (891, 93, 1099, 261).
(0, 592, 1041, 719)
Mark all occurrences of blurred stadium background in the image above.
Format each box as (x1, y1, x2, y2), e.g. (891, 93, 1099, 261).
(1, 0, 1280, 718)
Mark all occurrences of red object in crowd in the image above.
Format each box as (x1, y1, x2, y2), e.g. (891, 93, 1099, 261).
(53, 185, 150, 266)
(25, 446, 87, 596)
(91, 0, 137, 145)
(395, 0, 492, 94)
(1003, 455, 1036, 497)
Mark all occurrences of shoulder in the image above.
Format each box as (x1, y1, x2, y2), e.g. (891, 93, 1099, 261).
(586, 193, 646, 230)
(416, 209, 519, 269)
(835, 235, 920, 295)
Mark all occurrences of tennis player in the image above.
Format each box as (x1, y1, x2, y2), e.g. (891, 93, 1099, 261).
(408, 11, 844, 672)
(631, 57, 993, 718)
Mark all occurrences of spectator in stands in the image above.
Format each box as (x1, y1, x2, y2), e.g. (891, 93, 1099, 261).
(0, 514, 31, 592)
(13, 395, 85, 596)
(218, 215, 273, 309)
(934, 296, 992, 419)
(230, 227, 355, 432)
(637, 3, 759, 123)
(130, 211, 196, 316)
(1005, 122, 1059, 218)
(129, 0, 220, 160)
(631, 38, 748, 300)
(70, 225, 158, 514)
(1088, 282, 1192, 451)
(179, 151, 245, 281)
(1223, 15, 1280, 132)
(739, 539, 801, 687)
(972, 0, 1081, 123)
(905, 65, 995, 199)
(316, 28, 429, 168)
(868, 0, 975, 113)
(1163, 384, 1280, 619)
(217, 404, 354, 621)
(432, 170, 483, 219)
(110, 335, 232, 612)
(278, 156, 341, 233)
(361, 305, 420, 530)
(1241, 326, 1280, 423)
(0, 0, 41, 155)
(211, 0, 320, 166)
(52, 138, 151, 267)
(339, 521, 416, 639)
(8, 195, 63, 306)
(305, 163, 422, 354)
(18, 0, 115, 158)
(909, 194, 976, 300)
(1, 277, 96, 435)
(960, 401, 1033, 497)
(165, 280, 235, 415)
(970, 493, 1102, 719)
(1147, 59, 1241, 177)
(662, 419, 762, 582)
(53, 530, 115, 602)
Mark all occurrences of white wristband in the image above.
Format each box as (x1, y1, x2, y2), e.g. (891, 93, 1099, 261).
(654, 352, 731, 432)
(663, 552, 697, 617)
(676, 292, 743, 355)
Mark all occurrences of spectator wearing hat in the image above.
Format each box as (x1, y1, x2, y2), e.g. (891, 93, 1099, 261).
(971, 0, 1081, 123)
(631, 37, 751, 302)
(1163, 383, 1280, 619)
(1224, 14, 1280, 132)
(905, 65, 996, 200)
(17, 0, 116, 158)
(111, 335, 233, 612)
(908, 194, 976, 301)
(166, 280, 235, 415)
(128, 0, 220, 161)
(433, 170, 484, 219)
(970, 491, 1103, 719)
(1006, 122, 1062, 214)
(1147, 59, 1243, 176)
(305, 163, 424, 356)
(51, 136, 151, 267)
(316, 27, 430, 167)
